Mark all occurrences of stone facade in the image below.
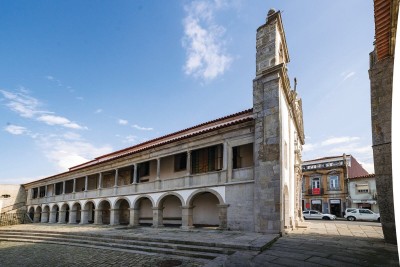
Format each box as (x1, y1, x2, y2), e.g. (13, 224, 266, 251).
(0, 185, 26, 213)
(20, 9, 304, 235)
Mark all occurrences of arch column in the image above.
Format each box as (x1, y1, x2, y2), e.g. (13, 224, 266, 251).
(217, 204, 229, 230)
(129, 208, 139, 226)
(181, 206, 194, 230)
(80, 209, 89, 224)
(58, 210, 66, 223)
(94, 209, 102, 224)
(69, 210, 77, 224)
(49, 211, 57, 223)
(40, 212, 47, 223)
(110, 209, 118, 225)
(152, 207, 164, 228)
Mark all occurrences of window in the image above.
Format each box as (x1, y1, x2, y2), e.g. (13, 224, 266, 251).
(357, 183, 369, 193)
(32, 188, 38, 199)
(138, 162, 150, 181)
(55, 182, 63, 195)
(302, 178, 306, 192)
(191, 144, 223, 174)
(174, 153, 187, 172)
(232, 143, 253, 169)
(1, 194, 10, 198)
(329, 175, 339, 190)
(311, 177, 320, 189)
(39, 186, 45, 198)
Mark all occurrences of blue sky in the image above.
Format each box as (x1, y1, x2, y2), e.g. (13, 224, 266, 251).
(0, 1, 375, 184)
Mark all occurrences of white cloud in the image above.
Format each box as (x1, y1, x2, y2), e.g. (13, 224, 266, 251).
(76, 96, 84, 101)
(45, 75, 62, 86)
(63, 132, 82, 140)
(4, 124, 27, 135)
(342, 71, 355, 81)
(302, 143, 316, 152)
(118, 119, 128, 125)
(182, 0, 232, 80)
(321, 136, 360, 146)
(328, 144, 372, 155)
(132, 124, 153, 131)
(358, 160, 375, 174)
(123, 135, 138, 144)
(95, 109, 103, 114)
(37, 114, 86, 129)
(0, 89, 87, 130)
(37, 135, 113, 171)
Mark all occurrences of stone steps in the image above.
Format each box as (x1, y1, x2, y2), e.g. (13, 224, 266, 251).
(0, 230, 237, 260)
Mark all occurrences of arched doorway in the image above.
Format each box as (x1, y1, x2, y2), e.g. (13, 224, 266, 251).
(28, 207, 34, 221)
(35, 206, 42, 223)
(135, 197, 153, 226)
(114, 198, 130, 225)
(190, 192, 220, 228)
(71, 202, 81, 224)
(159, 194, 183, 227)
(50, 205, 59, 223)
(97, 200, 111, 225)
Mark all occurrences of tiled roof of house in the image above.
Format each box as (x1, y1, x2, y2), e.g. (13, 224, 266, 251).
(70, 108, 254, 171)
(349, 174, 375, 179)
(23, 108, 254, 185)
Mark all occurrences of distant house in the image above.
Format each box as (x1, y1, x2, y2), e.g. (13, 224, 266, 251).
(347, 174, 379, 213)
(302, 155, 369, 217)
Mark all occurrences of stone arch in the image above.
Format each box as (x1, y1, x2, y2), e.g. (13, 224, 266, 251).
(113, 197, 131, 225)
(28, 206, 35, 221)
(70, 202, 82, 224)
(133, 196, 154, 226)
(82, 200, 96, 224)
(34, 206, 42, 223)
(157, 192, 185, 227)
(59, 203, 70, 223)
(187, 189, 227, 229)
(97, 199, 111, 225)
(156, 192, 185, 208)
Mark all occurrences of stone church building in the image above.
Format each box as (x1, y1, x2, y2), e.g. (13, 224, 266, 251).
(23, 9, 305, 234)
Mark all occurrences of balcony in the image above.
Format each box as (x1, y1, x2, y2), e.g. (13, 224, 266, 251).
(308, 188, 324, 196)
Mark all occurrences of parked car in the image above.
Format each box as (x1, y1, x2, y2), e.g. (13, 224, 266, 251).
(303, 210, 336, 220)
(344, 208, 380, 222)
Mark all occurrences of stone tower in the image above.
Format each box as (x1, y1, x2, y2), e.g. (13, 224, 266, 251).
(253, 9, 304, 234)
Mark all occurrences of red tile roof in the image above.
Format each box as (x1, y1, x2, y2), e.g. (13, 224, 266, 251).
(69, 108, 254, 171)
(349, 174, 375, 179)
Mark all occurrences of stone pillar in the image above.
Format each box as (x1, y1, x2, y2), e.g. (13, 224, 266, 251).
(62, 181, 66, 194)
(129, 208, 139, 226)
(114, 169, 119, 195)
(84, 176, 88, 191)
(226, 144, 233, 182)
(72, 178, 76, 193)
(186, 151, 191, 176)
(41, 211, 48, 223)
(253, 9, 290, 234)
(181, 206, 194, 230)
(49, 211, 57, 223)
(110, 209, 118, 225)
(58, 210, 66, 223)
(98, 173, 103, 189)
(53, 184, 56, 196)
(217, 204, 229, 230)
(94, 209, 102, 224)
(69, 210, 77, 224)
(80, 209, 89, 224)
(45, 185, 48, 197)
(369, 55, 396, 244)
(133, 164, 138, 184)
(152, 207, 164, 228)
(156, 158, 161, 180)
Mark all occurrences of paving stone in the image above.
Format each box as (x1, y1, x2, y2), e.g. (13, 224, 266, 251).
(307, 256, 359, 267)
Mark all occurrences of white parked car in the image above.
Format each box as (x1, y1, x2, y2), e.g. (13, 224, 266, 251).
(344, 208, 380, 222)
(303, 210, 336, 220)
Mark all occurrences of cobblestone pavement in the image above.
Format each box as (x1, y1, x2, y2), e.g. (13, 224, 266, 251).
(0, 221, 398, 266)
(222, 221, 399, 266)
(0, 241, 203, 267)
